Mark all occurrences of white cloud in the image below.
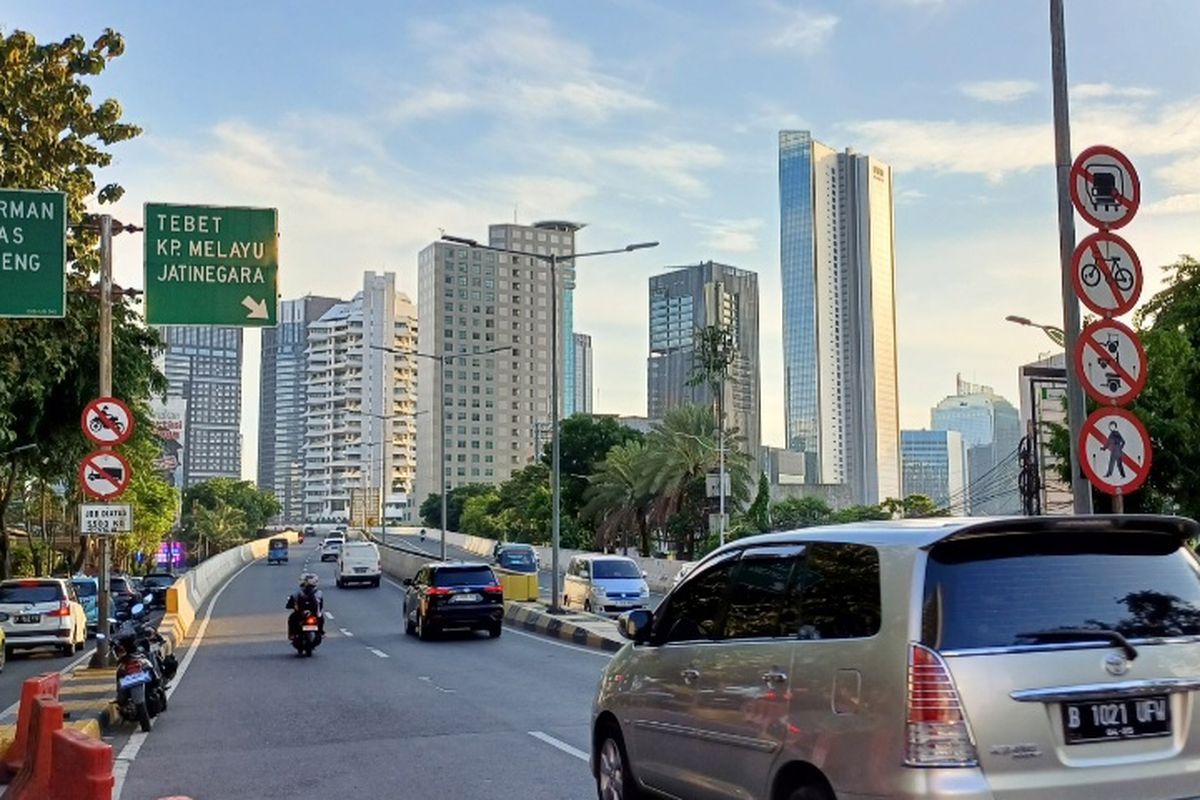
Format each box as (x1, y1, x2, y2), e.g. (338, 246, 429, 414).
(483, 175, 596, 219)
(959, 80, 1038, 104)
(895, 188, 927, 203)
(694, 218, 764, 253)
(764, 5, 838, 54)
(1073, 83, 1159, 101)
(389, 88, 475, 122)
(508, 80, 657, 122)
(594, 141, 727, 196)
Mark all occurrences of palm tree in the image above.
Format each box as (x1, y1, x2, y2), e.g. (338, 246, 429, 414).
(582, 440, 651, 554)
(191, 500, 248, 560)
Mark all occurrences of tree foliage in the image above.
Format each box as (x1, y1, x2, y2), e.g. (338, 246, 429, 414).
(419, 483, 494, 531)
(182, 478, 280, 551)
(539, 414, 642, 530)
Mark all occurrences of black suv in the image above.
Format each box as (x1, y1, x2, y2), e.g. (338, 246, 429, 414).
(403, 562, 504, 640)
(140, 573, 176, 608)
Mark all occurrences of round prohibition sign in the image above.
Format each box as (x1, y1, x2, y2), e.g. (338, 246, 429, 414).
(1071, 231, 1143, 317)
(1074, 319, 1147, 406)
(1079, 407, 1152, 496)
(1070, 145, 1140, 230)
(81, 396, 134, 446)
(79, 449, 132, 500)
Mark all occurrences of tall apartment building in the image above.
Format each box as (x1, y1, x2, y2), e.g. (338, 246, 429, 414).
(573, 333, 594, 415)
(647, 261, 761, 464)
(302, 272, 417, 523)
(779, 130, 900, 505)
(415, 221, 580, 506)
(156, 326, 243, 488)
(931, 375, 1022, 515)
(258, 295, 340, 523)
(901, 429, 969, 515)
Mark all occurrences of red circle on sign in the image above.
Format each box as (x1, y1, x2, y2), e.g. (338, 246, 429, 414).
(1073, 319, 1148, 406)
(81, 396, 134, 447)
(1069, 145, 1141, 230)
(1070, 231, 1143, 317)
(78, 449, 133, 500)
(1078, 407, 1152, 496)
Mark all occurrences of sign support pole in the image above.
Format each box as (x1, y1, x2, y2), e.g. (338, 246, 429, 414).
(90, 215, 114, 669)
(1050, 0, 1093, 515)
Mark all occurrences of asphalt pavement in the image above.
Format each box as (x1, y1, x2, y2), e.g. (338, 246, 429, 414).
(113, 539, 608, 800)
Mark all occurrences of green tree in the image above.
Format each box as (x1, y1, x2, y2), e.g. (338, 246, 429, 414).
(746, 473, 772, 532)
(769, 496, 832, 530)
(190, 501, 247, 561)
(114, 433, 178, 572)
(183, 479, 279, 541)
(582, 440, 652, 553)
(419, 483, 494, 531)
(0, 28, 145, 577)
(459, 490, 503, 539)
(540, 414, 642, 527)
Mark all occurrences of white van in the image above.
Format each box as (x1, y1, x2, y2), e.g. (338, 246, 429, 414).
(336, 541, 381, 588)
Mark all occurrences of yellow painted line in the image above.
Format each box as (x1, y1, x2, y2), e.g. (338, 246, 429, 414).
(58, 699, 113, 713)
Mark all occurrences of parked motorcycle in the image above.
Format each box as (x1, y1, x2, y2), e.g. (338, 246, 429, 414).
(100, 596, 177, 731)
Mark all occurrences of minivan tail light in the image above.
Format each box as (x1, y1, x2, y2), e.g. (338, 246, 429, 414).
(47, 601, 71, 618)
(905, 643, 978, 767)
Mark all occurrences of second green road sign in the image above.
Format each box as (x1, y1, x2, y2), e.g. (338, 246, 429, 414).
(0, 189, 66, 318)
(144, 202, 278, 326)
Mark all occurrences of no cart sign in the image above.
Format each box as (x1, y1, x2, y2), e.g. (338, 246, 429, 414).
(1074, 319, 1148, 406)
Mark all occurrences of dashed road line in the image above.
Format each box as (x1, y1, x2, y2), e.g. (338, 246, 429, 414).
(418, 675, 455, 694)
(339, 628, 354, 637)
(528, 730, 589, 762)
(367, 647, 389, 658)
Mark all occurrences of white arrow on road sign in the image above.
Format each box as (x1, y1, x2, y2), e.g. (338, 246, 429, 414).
(1071, 231, 1143, 317)
(241, 296, 269, 319)
(81, 396, 134, 446)
(1074, 319, 1148, 406)
(79, 450, 132, 500)
(1079, 407, 1152, 495)
(1070, 144, 1140, 230)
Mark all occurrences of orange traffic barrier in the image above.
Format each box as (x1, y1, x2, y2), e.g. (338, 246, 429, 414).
(4, 673, 62, 776)
(6, 696, 64, 800)
(47, 729, 114, 800)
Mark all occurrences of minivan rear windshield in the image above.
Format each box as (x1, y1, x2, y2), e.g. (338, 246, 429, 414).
(923, 532, 1200, 651)
(593, 560, 641, 579)
(0, 584, 61, 604)
(434, 567, 496, 587)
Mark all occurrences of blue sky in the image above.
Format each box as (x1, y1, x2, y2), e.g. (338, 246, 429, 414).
(7, 1, 1200, 480)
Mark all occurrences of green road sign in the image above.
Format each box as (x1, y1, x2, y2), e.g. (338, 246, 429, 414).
(0, 189, 66, 318)
(144, 202, 278, 326)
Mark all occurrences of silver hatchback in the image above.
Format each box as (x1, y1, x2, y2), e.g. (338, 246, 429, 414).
(591, 515, 1200, 800)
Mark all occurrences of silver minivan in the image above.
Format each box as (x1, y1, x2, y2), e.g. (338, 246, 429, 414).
(591, 515, 1200, 800)
(565, 555, 650, 614)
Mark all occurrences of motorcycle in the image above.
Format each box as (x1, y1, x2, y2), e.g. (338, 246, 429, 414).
(292, 610, 323, 657)
(101, 596, 177, 732)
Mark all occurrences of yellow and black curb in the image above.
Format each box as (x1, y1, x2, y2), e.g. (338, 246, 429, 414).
(504, 603, 624, 653)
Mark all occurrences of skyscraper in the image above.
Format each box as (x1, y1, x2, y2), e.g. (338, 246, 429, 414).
(302, 273, 417, 523)
(779, 130, 900, 505)
(156, 326, 243, 488)
(931, 375, 1022, 515)
(415, 221, 580, 506)
(1018, 353, 1071, 515)
(901, 429, 969, 515)
(647, 261, 761, 464)
(573, 332, 594, 415)
(258, 294, 340, 523)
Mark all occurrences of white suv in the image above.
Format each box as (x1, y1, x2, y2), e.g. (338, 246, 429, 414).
(319, 536, 344, 563)
(0, 578, 88, 657)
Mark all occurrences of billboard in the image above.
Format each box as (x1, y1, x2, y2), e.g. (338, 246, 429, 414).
(151, 397, 187, 489)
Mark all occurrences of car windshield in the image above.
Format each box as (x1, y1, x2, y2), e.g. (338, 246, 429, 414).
(499, 551, 536, 570)
(0, 584, 61, 604)
(143, 576, 174, 587)
(592, 560, 641, 580)
(71, 581, 98, 597)
(434, 568, 496, 587)
(923, 531, 1200, 650)
(110, 579, 130, 594)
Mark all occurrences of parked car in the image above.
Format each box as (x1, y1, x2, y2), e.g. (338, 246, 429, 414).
(494, 543, 539, 574)
(591, 514, 1200, 800)
(564, 555, 649, 614)
(109, 575, 140, 616)
(337, 541, 381, 588)
(320, 536, 344, 563)
(0, 578, 89, 657)
(70, 575, 100, 633)
(403, 562, 504, 640)
(140, 573, 176, 608)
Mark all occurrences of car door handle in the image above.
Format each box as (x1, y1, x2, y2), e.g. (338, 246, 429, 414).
(761, 671, 788, 685)
(680, 668, 700, 684)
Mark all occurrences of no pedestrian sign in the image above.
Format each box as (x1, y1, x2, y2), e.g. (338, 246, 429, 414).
(79, 450, 132, 500)
(0, 189, 66, 318)
(81, 396, 134, 446)
(144, 202, 278, 327)
(1070, 145, 1140, 230)
(1071, 231, 1142, 318)
(1074, 319, 1148, 406)
(1079, 407, 1152, 496)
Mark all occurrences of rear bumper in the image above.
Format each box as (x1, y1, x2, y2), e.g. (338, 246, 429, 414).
(5, 627, 73, 648)
(339, 572, 380, 582)
(428, 606, 504, 628)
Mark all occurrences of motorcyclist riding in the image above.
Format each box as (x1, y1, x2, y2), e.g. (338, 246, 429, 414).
(286, 573, 325, 640)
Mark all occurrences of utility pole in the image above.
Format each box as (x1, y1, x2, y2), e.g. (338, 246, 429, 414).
(1050, 0, 1093, 515)
(90, 215, 114, 669)
(550, 252, 562, 611)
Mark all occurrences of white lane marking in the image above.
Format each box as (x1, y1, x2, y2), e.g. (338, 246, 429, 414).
(112, 556, 258, 800)
(417, 675, 455, 694)
(0, 646, 98, 720)
(528, 730, 589, 762)
(339, 628, 354, 637)
(384, 577, 406, 592)
(368, 647, 389, 658)
(324, 611, 335, 620)
(505, 625, 614, 658)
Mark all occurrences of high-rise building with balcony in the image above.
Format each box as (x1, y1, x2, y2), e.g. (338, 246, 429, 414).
(302, 272, 417, 523)
(573, 332, 594, 415)
(258, 295, 341, 523)
(414, 221, 580, 506)
(647, 261, 761, 465)
(156, 326, 243, 488)
(779, 130, 900, 505)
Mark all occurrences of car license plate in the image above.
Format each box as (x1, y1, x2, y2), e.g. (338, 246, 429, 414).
(354, 567, 366, 573)
(118, 672, 151, 688)
(15, 614, 39, 624)
(1062, 695, 1171, 744)
(451, 593, 481, 603)
(302, 624, 319, 632)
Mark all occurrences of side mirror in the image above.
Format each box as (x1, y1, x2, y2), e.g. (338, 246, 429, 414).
(618, 609, 654, 644)
(402, 578, 413, 587)
(642, 571, 648, 578)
